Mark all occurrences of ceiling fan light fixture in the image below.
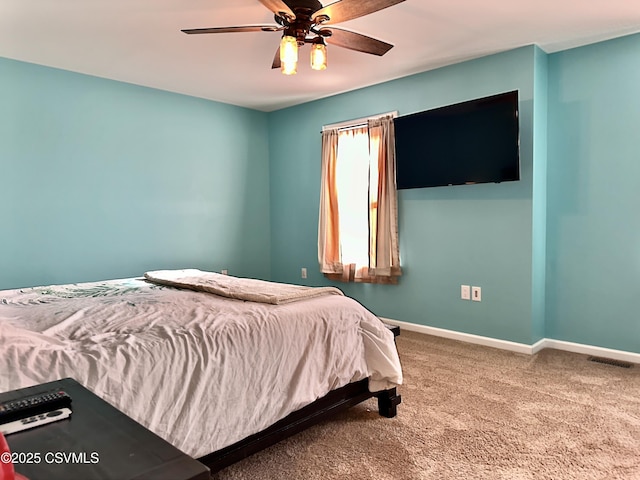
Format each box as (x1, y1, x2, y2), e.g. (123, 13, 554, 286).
(310, 41, 327, 71)
(280, 34, 298, 75)
(182, 0, 404, 75)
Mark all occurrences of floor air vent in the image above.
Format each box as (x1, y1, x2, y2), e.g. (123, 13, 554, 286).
(588, 356, 632, 368)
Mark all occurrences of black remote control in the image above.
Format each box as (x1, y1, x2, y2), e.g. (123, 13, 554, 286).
(0, 389, 72, 424)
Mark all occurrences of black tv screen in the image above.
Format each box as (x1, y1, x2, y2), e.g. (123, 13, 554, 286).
(393, 91, 520, 189)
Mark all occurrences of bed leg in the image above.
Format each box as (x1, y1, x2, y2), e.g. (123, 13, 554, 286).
(376, 388, 401, 418)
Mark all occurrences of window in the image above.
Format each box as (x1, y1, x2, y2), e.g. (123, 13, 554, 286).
(318, 114, 402, 284)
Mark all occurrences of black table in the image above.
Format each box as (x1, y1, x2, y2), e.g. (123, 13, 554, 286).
(1, 378, 210, 480)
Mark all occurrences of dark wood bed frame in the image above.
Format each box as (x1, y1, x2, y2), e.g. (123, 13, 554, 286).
(198, 324, 402, 473)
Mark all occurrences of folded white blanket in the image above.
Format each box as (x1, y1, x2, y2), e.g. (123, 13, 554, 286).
(144, 269, 344, 305)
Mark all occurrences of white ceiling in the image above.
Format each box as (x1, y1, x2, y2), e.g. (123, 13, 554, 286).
(2, 0, 640, 112)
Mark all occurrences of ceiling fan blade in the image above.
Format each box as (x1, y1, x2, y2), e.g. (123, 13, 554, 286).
(324, 28, 393, 56)
(272, 47, 281, 69)
(258, 0, 295, 19)
(313, 0, 405, 25)
(182, 25, 281, 34)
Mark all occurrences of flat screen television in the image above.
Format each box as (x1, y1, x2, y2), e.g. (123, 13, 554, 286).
(393, 90, 520, 189)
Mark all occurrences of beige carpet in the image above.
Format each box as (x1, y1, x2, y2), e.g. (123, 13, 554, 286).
(213, 330, 640, 480)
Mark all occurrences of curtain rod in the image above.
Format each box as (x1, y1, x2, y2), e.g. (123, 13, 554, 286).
(321, 111, 398, 132)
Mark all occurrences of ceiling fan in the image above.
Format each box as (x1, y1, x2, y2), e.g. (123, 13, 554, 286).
(182, 0, 406, 75)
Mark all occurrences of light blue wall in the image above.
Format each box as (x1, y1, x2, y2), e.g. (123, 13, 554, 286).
(546, 34, 640, 353)
(0, 58, 271, 289)
(268, 46, 543, 345)
(3, 33, 638, 353)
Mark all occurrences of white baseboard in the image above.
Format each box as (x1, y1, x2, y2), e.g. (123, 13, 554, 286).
(541, 339, 640, 365)
(381, 318, 640, 364)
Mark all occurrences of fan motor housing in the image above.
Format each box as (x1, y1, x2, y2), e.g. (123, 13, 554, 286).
(283, 0, 323, 13)
(279, 0, 326, 45)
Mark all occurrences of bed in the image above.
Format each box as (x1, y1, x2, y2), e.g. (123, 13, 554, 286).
(0, 269, 403, 472)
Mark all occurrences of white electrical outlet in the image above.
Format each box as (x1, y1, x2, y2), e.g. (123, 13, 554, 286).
(472, 286, 482, 302)
(221, 269, 228, 275)
(461, 285, 471, 300)
(301, 267, 307, 279)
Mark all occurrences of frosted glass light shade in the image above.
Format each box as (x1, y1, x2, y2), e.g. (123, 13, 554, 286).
(280, 35, 298, 75)
(310, 43, 327, 70)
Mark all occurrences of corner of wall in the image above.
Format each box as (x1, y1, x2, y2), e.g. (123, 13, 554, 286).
(531, 46, 549, 342)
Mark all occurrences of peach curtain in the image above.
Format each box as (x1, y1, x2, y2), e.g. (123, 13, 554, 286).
(318, 129, 342, 274)
(367, 115, 402, 281)
(318, 115, 402, 284)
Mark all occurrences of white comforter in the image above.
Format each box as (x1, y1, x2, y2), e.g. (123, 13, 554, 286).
(0, 275, 402, 458)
